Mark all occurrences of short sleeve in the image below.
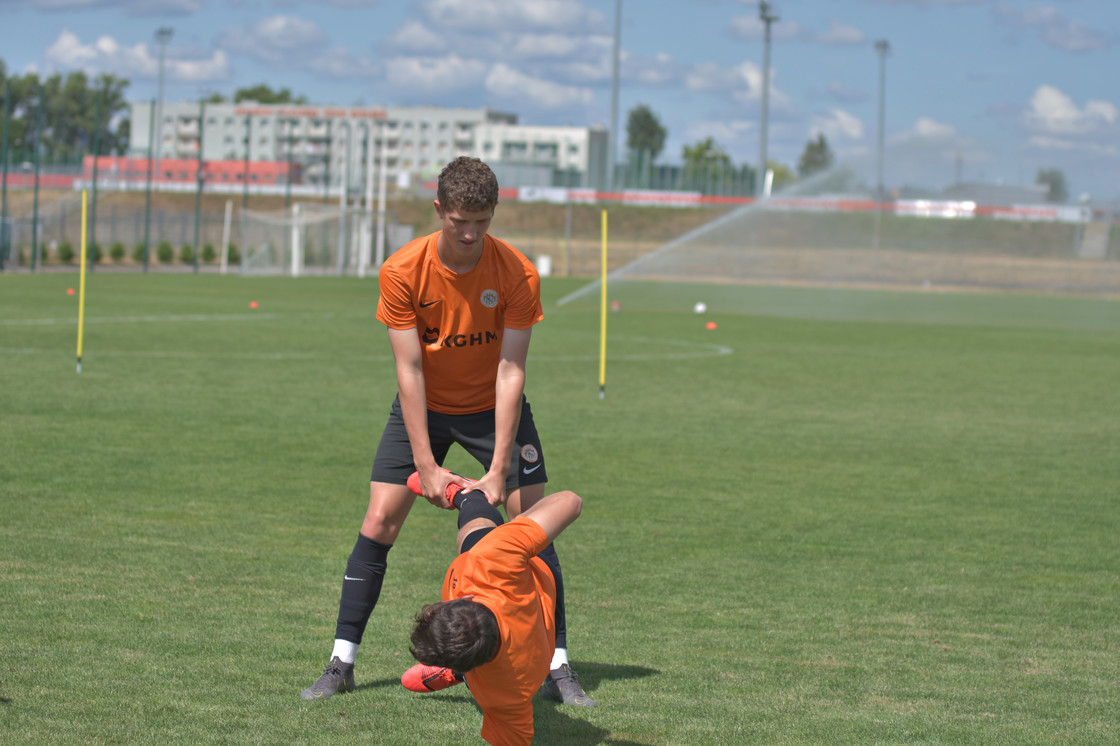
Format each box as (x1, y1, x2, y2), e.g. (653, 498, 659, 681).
(376, 261, 416, 329)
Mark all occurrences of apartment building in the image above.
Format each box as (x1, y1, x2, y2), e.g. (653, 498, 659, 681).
(129, 101, 608, 191)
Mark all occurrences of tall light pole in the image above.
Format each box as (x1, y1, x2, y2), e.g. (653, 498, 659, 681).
(756, 1, 778, 197)
(873, 39, 890, 257)
(154, 27, 173, 186)
(608, 0, 622, 191)
(874, 39, 890, 201)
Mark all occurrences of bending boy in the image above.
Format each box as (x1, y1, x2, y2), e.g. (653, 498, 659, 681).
(402, 487, 584, 746)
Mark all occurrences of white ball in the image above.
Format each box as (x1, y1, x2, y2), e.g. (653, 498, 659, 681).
(693, 302, 707, 314)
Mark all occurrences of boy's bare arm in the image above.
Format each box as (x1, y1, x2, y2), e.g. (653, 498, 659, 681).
(518, 490, 582, 543)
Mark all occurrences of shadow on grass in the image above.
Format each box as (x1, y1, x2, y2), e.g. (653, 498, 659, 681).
(563, 660, 659, 693)
(353, 663, 660, 745)
(533, 662, 659, 746)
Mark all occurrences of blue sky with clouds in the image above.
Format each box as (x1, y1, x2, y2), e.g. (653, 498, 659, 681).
(1, 0, 1117, 201)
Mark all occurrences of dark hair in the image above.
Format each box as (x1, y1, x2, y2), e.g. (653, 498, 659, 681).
(436, 157, 499, 213)
(410, 598, 500, 673)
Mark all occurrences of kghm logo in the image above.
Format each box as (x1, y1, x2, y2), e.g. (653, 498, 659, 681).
(480, 289, 499, 308)
(422, 327, 440, 345)
(441, 330, 499, 348)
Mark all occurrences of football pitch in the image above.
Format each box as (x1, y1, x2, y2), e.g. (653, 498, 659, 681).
(2, 273, 1118, 745)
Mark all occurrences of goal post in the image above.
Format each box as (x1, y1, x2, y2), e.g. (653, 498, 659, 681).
(240, 202, 392, 277)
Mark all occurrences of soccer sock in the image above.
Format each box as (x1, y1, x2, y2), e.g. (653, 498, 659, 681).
(334, 534, 392, 646)
(550, 647, 569, 670)
(536, 543, 568, 649)
(331, 639, 359, 665)
(455, 490, 504, 527)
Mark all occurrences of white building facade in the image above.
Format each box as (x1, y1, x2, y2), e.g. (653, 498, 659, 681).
(129, 101, 608, 191)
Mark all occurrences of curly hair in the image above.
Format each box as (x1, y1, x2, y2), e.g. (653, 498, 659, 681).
(409, 598, 500, 673)
(436, 157, 499, 213)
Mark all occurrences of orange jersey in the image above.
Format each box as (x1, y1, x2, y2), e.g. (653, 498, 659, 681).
(376, 231, 543, 415)
(442, 517, 556, 746)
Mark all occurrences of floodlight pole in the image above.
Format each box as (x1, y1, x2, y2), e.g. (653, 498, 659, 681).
(242, 113, 251, 211)
(873, 39, 890, 256)
(193, 100, 204, 274)
(143, 99, 155, 272)
(875, 39, 890, 201)
(1, 78, 11, 270)
(154, 27, 173, 188)
(756, 1, 778, 198)
(608, 0, 622, 191)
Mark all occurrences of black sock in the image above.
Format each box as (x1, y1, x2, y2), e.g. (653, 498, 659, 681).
(455, 490, 504, 527)
(536, 542, 567, 650)
(334, 534, 392, 644)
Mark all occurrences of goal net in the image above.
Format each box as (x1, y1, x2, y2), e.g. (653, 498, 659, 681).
(240, 202, 406, 277)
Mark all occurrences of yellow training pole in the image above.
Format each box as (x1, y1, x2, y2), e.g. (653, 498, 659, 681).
(598, 209, 608, 399)
(76, 190, 88, 373)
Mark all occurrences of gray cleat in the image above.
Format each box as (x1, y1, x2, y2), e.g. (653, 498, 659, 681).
(543, 663, 596, 707)
(300, 657, 355, 700)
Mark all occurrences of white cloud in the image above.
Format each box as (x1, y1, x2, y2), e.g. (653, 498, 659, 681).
(684, 120, 753, 149)
(125, 0, 201, 15)
(485, 64, 593, 109)
(172, 51, 230, 82)
(308, 48, 379, 79)
(42, 28, 228, 81)
(382, 55, 489, 96)
(811, 109, 864, 142)
(728, 15, 803, 43)
(911, 118, 958, 139)
(993, 3, 1110, 52)
(383, 20, 444, 54)
(419, 0, 607, 33)
(1023, 85, 1118, 137)
(219, 16, 328, 66)
(1027, 136, 1117, 156)
(826, 81, 868, 104)
(627, 52, 681, 87)
(815, 20, 865, 46)
(685, 61, 744, 93)
(508, 33, 586, 59)
(727, 60, 793, 112)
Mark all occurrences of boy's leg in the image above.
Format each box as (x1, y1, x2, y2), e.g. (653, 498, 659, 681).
(301, 397, 450, 700)
(455, 489, 505, 552)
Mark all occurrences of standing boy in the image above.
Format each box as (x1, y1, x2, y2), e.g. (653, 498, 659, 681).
(300, 157, 593, 707)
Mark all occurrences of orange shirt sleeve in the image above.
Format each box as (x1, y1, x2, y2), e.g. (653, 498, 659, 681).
(375, 234, 431, 330)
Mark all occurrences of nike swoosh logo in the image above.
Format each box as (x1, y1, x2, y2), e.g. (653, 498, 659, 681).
(419, 299, 441, 308)
(344, 575, 365, 582)
(522, 464, 542, 475)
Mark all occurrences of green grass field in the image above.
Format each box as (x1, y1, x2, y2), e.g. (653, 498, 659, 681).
(2, 272, 1118, 745)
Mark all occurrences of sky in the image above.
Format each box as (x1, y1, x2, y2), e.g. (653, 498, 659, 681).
(1, 0, 1118, 202)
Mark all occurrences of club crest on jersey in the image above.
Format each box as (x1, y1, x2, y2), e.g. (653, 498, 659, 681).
(480, 289, 499, 308)
(520, 444, 540, 463)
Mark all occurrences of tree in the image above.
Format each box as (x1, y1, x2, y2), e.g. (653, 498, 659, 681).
(768, 161, 796, 191)
(1036, 168, 1068, 204)
(0, 63, 130, 162)
(626, 104, 667, 161)
(233, 84, 308, 104)
(797, 133, 834, 178)
(681, 137, 733, 192)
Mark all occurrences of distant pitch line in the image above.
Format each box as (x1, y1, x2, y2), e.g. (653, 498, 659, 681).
(0, 311, 365, 326)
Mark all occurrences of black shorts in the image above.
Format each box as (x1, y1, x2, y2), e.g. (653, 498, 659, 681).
(369, 395, 547, 490)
